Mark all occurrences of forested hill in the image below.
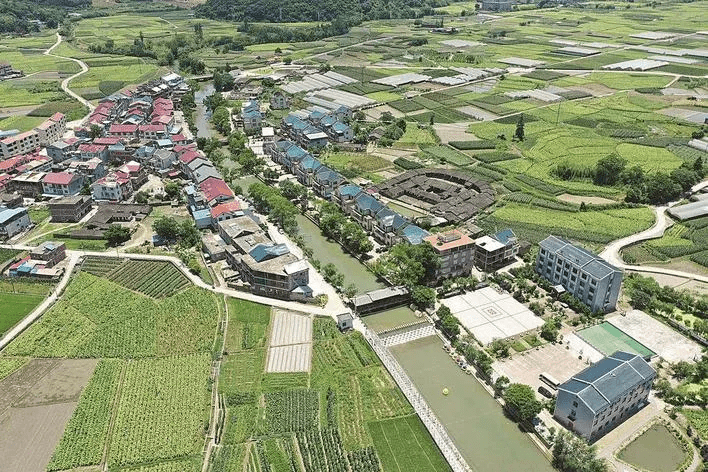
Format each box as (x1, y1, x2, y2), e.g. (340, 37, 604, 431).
(195, 0, 455, 23)
(0, 0, 91, 33)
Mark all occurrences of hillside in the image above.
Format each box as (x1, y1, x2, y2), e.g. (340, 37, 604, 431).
(195, 0, 453, 23)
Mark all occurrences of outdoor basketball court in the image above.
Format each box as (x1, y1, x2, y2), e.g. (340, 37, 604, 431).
(576, 322, 655, 359)
(441, 287, 543, 345)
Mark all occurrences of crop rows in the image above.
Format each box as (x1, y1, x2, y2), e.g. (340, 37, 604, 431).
(297, 428, 348, 472)
(264, 389, 319, 434)
(81, 256, 125, 277)
(108, 354, 210, 467)
(348, 447, 382, 472)
(0, 357, 28, 381)
(211, 444, 247, 472)
(108, 260, 189, 298)
(47, 360, 123, 471)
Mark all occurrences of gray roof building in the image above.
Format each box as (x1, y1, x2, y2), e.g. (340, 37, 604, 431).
(554, 351, 655, 441)
(536, 235, 622, 313)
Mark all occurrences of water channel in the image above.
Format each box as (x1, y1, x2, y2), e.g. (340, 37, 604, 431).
(194, 83, 215, 139)
(198, 80, 553, 471)
(293, 213, 554, 471)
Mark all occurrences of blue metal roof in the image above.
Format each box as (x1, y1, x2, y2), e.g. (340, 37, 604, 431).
(355, 193, 384, 214)
(0, 207, 27, 224)
(494, 228, 516, 245)
(338, 184, 362, 198)
(400, 224, 429, 245)
(332, 121, 350, 132)
(249, 243, 289, 262)
(299, 156, 322, 171)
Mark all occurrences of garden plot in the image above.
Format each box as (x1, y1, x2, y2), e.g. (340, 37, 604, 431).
(266, 310, 313, 373)
(441, 287, 543, 345)
(607, 310, 702, 363)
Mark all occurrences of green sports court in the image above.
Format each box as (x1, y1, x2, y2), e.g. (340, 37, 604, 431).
(576, 322, 655, 359)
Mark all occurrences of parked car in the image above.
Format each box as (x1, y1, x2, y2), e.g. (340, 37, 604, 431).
(538, 386, 554, 398)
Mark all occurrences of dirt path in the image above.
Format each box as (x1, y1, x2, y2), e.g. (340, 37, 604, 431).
(44, 32, 95, 112)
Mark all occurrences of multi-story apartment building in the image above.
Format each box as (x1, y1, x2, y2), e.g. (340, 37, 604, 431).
(41, 172, 84, 196)
(48, 195, 93, 222)
(474, 229, 519, 271)
(554, 351, 655, 441)
(0, 205, 31, 238)
(34, 113, 66, 146)
(424, 229, 476, 279)
(536, 235, 622, 313)
(0, 130, 40, 159)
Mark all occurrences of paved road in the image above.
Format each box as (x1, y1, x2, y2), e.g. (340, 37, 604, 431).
(599, 206, 672, 267)
(44, 32, 95, 112)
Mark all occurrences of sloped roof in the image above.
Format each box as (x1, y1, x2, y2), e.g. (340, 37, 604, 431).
(199, 177, 234, 202)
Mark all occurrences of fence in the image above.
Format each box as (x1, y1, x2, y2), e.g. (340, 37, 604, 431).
(363, 328, 472, 472)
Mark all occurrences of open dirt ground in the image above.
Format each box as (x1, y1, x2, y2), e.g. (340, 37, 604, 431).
(0, 358, 98, 472)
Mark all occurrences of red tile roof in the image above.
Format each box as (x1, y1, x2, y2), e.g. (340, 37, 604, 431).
(78, 143, 107, 154)
(43, 172, 78, 185)
(174, 144, 197, 153)
(210, 200, 242, 218)
(50, 112, 65, 122)
(1, 130, 38, 145)
(109, 124, 138, 134)
(138, 124, 166, 133)
(179, 150, 200, 164)
(171, 134, 188, 143)
(0, 156, 23, 172)
(199, 177, 234, 202)
(92, 136, 121, 145)
(152, 115, 172, 125)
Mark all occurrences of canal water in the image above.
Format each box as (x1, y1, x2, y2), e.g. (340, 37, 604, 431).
(194, 83, 215, 139)
(393, 337, 554, 472)
(293, 212, 554, 471)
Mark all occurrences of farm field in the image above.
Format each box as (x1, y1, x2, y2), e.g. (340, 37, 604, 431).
(212, 299, 447, 472)
(0, 280, 52, 338)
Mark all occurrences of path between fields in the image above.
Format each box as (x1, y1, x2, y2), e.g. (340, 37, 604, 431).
(44, 32, 95, 112)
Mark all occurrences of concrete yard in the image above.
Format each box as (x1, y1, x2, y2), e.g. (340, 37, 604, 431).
(442, 287, 544, 345)
(607, 310, 702, 363)
(494, 342, 592, 396)
(265, 309, 313, 373)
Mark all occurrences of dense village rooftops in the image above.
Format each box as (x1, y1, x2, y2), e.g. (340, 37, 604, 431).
(558, 351, 655, 413)
(338, 184, 362, 198)
(354, 193, 384, 213)
(299, 155, 322, 171)
(93, 137, 122, 145)
(1, 130, 37, 144)
(78, 143, 107, 153)
(139, 124, 166, 132)
(110, 124, 138, 133)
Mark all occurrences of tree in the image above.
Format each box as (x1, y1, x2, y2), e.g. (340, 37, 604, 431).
(135, 191, 149, 204)
(540, 318, 559, 342)
(80, 181, 91, 195)
(164, 181, 181, 200)
(105, 224, 130, 246)
(89, 124, 103, 139)
(179, 220, 201, 248)
(670, 166, 700, 192)
(503, 383, 542, 423)
(153, 216, 180, 241)
(515, 114, 524, 141)
(344, 284, 358, 299)
(494, 375, 510, 395)
(380, 111, 394, 124)
(552, 430, 609, 472)
(645, 172, 682, 204)
(594, 154, 627, 186)
(411, 285, 436, 309)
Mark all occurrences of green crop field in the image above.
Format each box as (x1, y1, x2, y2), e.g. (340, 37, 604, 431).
(369, 415, 452, 472)
(0, 279, 51, 337)
(3, 272, 218, 358)
(321, 152, 392, 174)
(0, 357, 29, 382)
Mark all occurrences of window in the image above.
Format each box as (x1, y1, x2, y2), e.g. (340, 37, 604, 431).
(570, 409, 576, 417)
(573, 401, 578, 407)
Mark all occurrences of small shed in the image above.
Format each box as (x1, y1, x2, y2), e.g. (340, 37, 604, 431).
(337, 312, 354, 331)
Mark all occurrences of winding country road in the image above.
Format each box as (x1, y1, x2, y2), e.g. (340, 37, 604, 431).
(44, 32, 95, 112)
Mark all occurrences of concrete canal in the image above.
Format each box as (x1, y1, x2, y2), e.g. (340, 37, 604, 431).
(194, 83, 215, 139)
(293, 213, 553, 471)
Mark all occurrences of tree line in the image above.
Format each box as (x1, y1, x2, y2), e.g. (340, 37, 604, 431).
(0, 0, 91, 34)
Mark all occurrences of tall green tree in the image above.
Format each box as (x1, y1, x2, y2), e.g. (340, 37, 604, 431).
(503, 383, 542, 423)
